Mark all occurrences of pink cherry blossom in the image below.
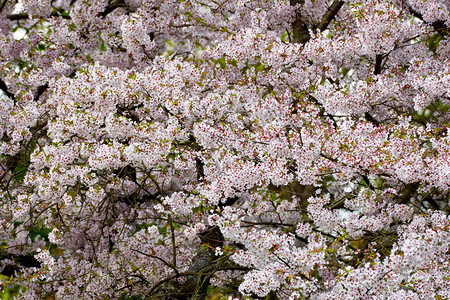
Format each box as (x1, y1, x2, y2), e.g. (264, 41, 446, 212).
(0, 0, 449, 299)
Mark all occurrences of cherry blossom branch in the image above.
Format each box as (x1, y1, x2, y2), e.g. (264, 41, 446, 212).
(0, 252, 41, 277)
(290, 0, 345, 44)
(0, 77, 15, 100)
(144, 261, 250, 300)
(99, 0, 128, 18)
(374, 54, 383, 75)
(307, 95, 338, 128)
(34, 84, 48, 102)
(0, 0, 8, 14)
(316, 1, 345, 32)
(7, 9, 71, 20)
(290, 0, 310, 44)
(130, 249, 178, 273)
(145, 273, 180, 297)
(167, 215, 177, 269)
(406, 5, 448, 34)
(6, 13, 28, 20)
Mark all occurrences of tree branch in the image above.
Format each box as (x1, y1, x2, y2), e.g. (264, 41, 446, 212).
(7, 9, 71, 20)
(0, 0, 8, 14)
(308, 95, 338, 128)
(317, 1, 345, 32)
(168, 215, 177, 269)
(99, 0, 128, 18)
(0, 252, 41, 277)
(290, 0, 345, 45)
(34, 84, 48, 102)
(0, 77, 15, 100)
(7, 12, 27, 20)
(405, 4, 448, 35)
(374, 54, 383, 75)
(290, 0, 310, 44)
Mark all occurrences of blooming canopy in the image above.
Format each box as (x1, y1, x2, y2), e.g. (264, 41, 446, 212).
(0, 0, 449, 299)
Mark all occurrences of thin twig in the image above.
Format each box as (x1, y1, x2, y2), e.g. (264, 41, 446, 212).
(168, 215, 177, 269)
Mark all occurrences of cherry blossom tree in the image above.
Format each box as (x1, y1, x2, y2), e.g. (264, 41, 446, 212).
(0, 0, 449, 299)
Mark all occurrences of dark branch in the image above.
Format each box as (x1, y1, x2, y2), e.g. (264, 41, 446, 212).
(360, 174, 375, 191)
(34, 84, 48, 102)
(195, 156, 204, 181)
(217, 195, 239, 210)
(317, 1, 345, 32)
(7, 12, 28, 20)
(308, 95, 338, 128)
(398, 182, 419, 204)
(407, 5, 448, 35)
(364, 54, 384, 125)
(290, 0, 345, 45)
(290, 0, 311, 44)
(374, 54, 383, 75)
(1, 252, 41, 277)
(131, 249, 178, 273)
(198, 225, 223, 248)
(364, 112, 380, 126)
(7, 9, 71, 20)
(0, 0, 8, 14)
(0, 78, 15, 100)
(99, 0, 128, 18)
